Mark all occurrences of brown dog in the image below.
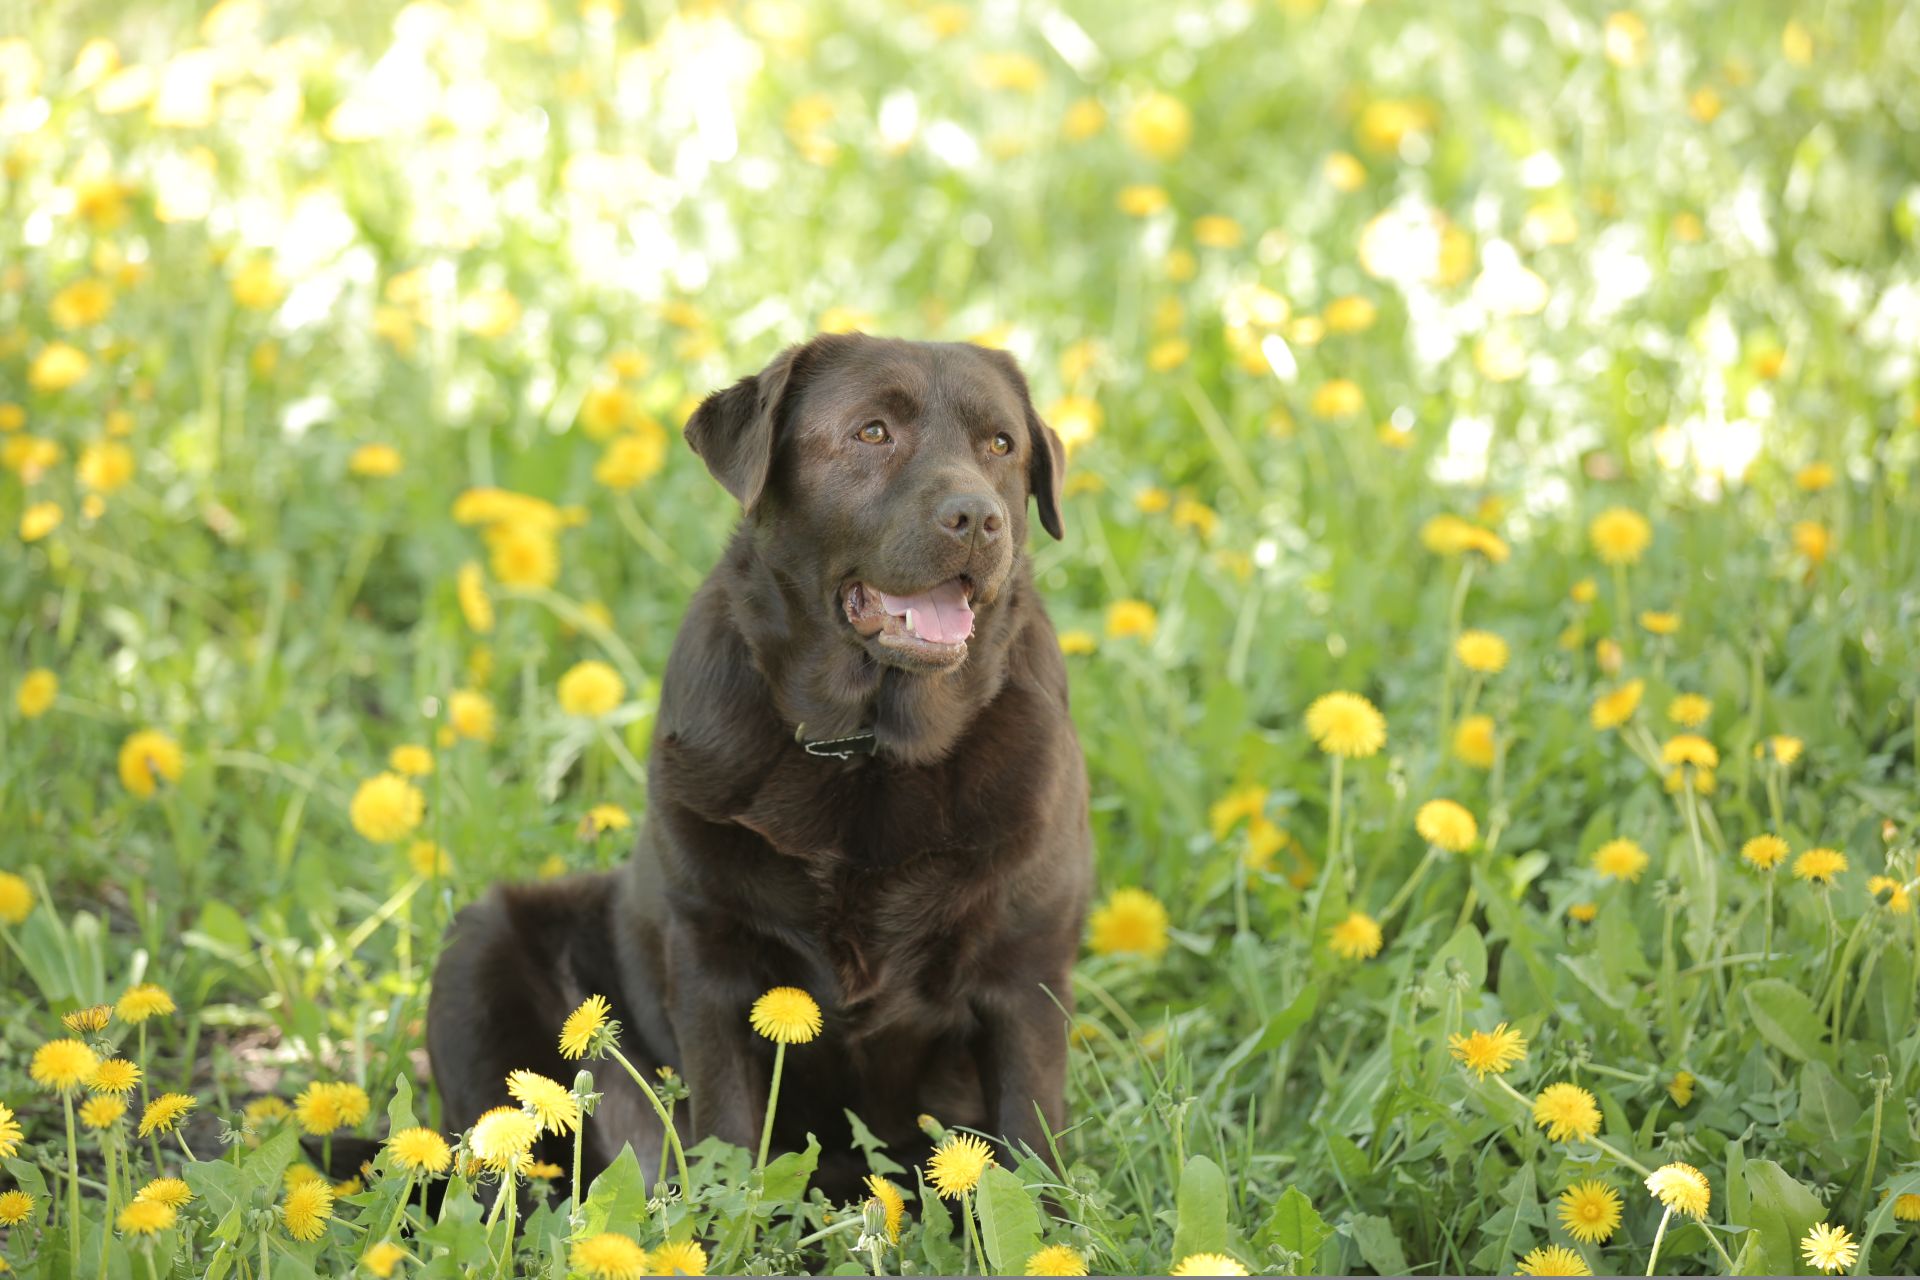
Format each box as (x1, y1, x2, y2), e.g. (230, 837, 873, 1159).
(426, 333, 1093, 1201)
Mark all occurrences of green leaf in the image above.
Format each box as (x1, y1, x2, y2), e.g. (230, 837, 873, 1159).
(1209, 985, 1317, 1089)
(1172, 1154, 1230, 1261)
(1787, 1061, 1860, 1149)
(844, 1109, 906, 1176)
(385, 1071, 419, 1136)
(1742, 979, 1829, 1064)
(917, 1171, 961, 1275)
(1256, 1185, 1332, 1269)
(976, 1165, 1044, 1275)
(1469, 1163, 1544, 1273)
(1854, 1166, 1920, 1273)
(1348, 1212, 1409, 1275)
(1732, 1159, 1825, 1275)
(579, 1145, 650, 1237)
(761, 1133, 821, 1203)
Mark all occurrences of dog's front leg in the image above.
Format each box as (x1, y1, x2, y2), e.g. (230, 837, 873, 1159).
(663, 914, 764, 1151)
(974, 975, 1071, 1165)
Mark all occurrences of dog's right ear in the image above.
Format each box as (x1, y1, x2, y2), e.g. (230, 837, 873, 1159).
(683, 343, 805, 512)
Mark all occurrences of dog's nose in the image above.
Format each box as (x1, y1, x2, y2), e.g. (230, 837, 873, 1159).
(936, 493, 1003, 545)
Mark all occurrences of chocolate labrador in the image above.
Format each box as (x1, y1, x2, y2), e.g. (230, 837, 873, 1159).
(425, 333, 1093, 1200)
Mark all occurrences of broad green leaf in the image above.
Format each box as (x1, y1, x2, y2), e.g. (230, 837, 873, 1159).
(844, 1109, 906, 1176)
(579, 1145, 650, 1237)
(1172, 1154, 1230, 1262)
(1257, 1185, 1332, 1269)
(1732, 1158, 1825, 1275)
(917, 1171, 961, 1275)
(1209, 985, 1317, 1089)
(761, 1132, 821, 1203)
(1348, 1212, 1409, 1276)
(1743, 979, 1830, 1064)
(1470, 1163, 1543, 1274)
(1787, 1060, 1860, 1149)
(976, 1165, 1045, 1275)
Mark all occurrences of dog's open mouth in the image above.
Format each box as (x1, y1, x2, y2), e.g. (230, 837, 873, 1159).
(843, 577, 975, 665)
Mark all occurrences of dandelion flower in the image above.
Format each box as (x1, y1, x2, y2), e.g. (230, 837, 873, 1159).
(1759, 734, 1804, 765)
(389, 744, 433, 777)
(281, 1178, 334, 1242)
(81, 1096, 127, 1129)
(30, 1038, 100, 1094)
(1667, 694, 1711, 728)
(1644, 1162, 1710, 1218)
(116, 1198, 175, 1236)
(469, 1106, 539, 1173)
(583, 804, 632, 836)
(62, 1004, 112, 1033)
(350, 772, 425, 844)
(1589, 507, 1652, 565)
(1448, 1023, 1527, 1080)
(1568, 902, 1598, 923)
(15, 669, 56, 718)
(116, 983, 176, 1023)
(927, 1133, 995, 1199)
(865, 1175, 905, 1243)
(1025, 1245, 1089, 1276)
(0, 1190, 32, 1225)
(558, 660, 625, 718)
(387, 1126, 452, 1176)
(1122, 92, 1192, 161)
(138, 1092, 196, 1137)
(1662, 735, 1718, 770)
(362, 1241, 409, 1278)
(571, 1233, 650, 1279)
(1867, 875, 1913, 914)
(651, 1239, 708, 1276)
(1557, 1180, 1622, 1244)
(447, 689, 497, 742)
(1801, 1222, 1857, 1273)
(134, 1177, 193, 1208)
(1306, 692, 1387, 758)
(1327, 911, 1383, 961)
(749, 987, 823, 1045)
(1794, 847, 1847, 885)
(1589, 679, 1643, 730)
(1892, 1193, 1920, 1222)
(0, 870, 34, 924)
(559, 994, 613, 1059)
(1416, 799, 1478, 852)
(1087, 887, 1170, 958)
(1592, 838, 1649, 883)
(295, 1081, 370, 1135)
(1170, 1253, 1249, 1276)
(1455, 630, 1509, 673)
(1639, 610, 1680, 636)
(1515, 1244, 1591, 1276)
(506, 1069, 581, 1136)
(1741, 835, 1789, 871)
(88, 1058, 141, 1096)
(118, 729, 184, 797)
(1104, 599, 1157, 640)
(1532, 1082, 1601, 1143)
(0, 1102, 22, 1158)
(1453, 714, 1497, 768)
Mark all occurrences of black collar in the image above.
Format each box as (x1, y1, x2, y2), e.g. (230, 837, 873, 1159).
(794, 724, 878, 761)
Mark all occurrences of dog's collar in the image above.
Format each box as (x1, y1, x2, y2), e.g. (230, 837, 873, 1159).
(794, 724, 878, 761)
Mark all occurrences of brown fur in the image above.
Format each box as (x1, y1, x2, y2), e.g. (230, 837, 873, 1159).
(426, 334, 1093, 1200)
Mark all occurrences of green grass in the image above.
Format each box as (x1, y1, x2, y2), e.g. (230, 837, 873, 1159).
(4, 0, 1920, 1275)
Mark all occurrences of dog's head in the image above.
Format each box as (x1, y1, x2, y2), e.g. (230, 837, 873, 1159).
(685, 333, 1065, 673)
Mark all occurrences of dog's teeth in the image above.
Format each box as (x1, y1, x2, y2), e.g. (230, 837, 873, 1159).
(904, 608, 918, 636)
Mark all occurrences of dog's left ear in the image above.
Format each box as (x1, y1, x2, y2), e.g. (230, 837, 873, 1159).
(982, 348, 1066, 540)
(683, 343, 806, 512)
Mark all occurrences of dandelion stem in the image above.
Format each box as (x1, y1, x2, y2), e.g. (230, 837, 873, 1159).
(63, 1091, 81, 1268)
(1761, 874, 1775, 964)
(382, 1176, 414, 1244)
(1379, 845, 1441, 923)
(757, 1041, 787, 1173)
(962, 1188, 990, 1277)
(1438, 559, 1476, 738)
(794, 1216, 864, 1248)
(1326, 754, 1347, 893)
(605, 1046, 690, 1191)
(1645, 1204, 1673, 1276)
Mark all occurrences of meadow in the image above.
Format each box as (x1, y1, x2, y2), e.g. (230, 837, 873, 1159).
(4, 0, 1920, 1275)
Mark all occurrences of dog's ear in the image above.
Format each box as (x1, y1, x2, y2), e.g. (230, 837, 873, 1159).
(981, 348, 1066, 540)
(683, 343, 805, 512)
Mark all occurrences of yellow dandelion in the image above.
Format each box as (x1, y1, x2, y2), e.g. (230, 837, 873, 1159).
(15, 669, 56, 718)
(62, 1004, 112, 1033)
(387, 1126, 452, 1176)
(506, 1070, 581, 1136)
(1532, 1082, 1601, 1143)
(1794, 847, 1847, 885)
(1025, 1245, 1089, 1276)
(1892, 1193, 1920, 1221)
(447, 689, 498, 742)
(1087, 887, 1170, 958)
(1310, 379, 1365, 418)
(1306, 691, 1387, 758)
(1667, 694, 1711, 728)
(1105, 599, 1157, 640)
(0, 1190, 33, 1225)
(469, 1106, 539, 1173)
(584, 803, 633, 836)
(1741, 835, 1789, 871)
(1515, 1244, 1591, 1276)
(1795, 461, 1836, 491)
(1759, 734, 1804, 765)
(1454, 714, 1497, 768)
(0, 1102, 24, 1158)
(29, 342, 91, 392)
(749, 987, 823, 1045)
(80, 1096, 127, 1129)
(1592, 838, 1649, 883)
(1668, 1070, 1696, 1107)
(1557, 1180, 1622, 1244)
(560, 994, 613, 1059)
(1639, 610, 1680, 636)
(1448, 1023, 1527, 1080)
(135, 1177, 193, 1208)
(1568, 902, 1598, 923)
(1589, 507, 1652, 565)
(116, 1198, 175, 1236)
(362, 1241, 409, 1278)
(1570, 578, 1598, 604)
(389, 744, 433, 776)
(118, 728, 184, 797)
(1122, 92, 1192, 161)
(1662, 735, 1718, 770)
(1327, 911, 1384, 961)
(558, 660, 625, 718)
(927, 1133, 995, 1199)
(88, 1058, 141, 1096)
(350, 772, 425, 844)
(1170, 1254, 1249, 1276)
(571, 1233, 650, 1280)
(19, 500, 63, 542)
(1455, 630, 1509, 674)
(281, 1178, 334, 1242)
(456, 561, 495, 634)
(650, 1239, 708, 1275)
(1801, 1223, 1858, 1274)
(116, 983, 176, 1023)
(30, 1038, 100, 1094)
(1644, 1162, 1710, 1218)
(865, 1175, 905, 1244)
(138, 1092, 196, 1137)
(1867, 875, 1913, 914)
(348, 444, 403, 478)
(1416, 799, 1478, 853)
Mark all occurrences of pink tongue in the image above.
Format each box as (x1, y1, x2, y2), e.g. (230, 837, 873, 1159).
(878, 580, 975, 644)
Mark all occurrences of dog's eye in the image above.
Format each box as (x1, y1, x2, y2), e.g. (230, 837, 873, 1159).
(989, 432, 1013, 456)
(857, 421, 891, 445)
